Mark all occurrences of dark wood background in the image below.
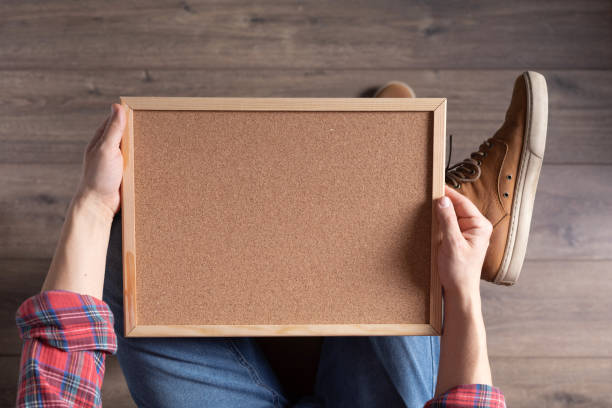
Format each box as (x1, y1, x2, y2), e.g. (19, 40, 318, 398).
(2, 1, 611, 406)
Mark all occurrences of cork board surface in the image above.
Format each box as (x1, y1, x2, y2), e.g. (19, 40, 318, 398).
(132, 110, 433, 326)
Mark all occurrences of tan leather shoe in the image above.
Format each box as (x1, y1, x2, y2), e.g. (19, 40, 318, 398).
(374, 81, 416, 98)
(446, 71, 548, 285)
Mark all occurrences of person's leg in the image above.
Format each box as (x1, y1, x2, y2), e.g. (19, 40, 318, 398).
(103, 213, 289, 408)
(314, 336, 440, 408)
(445, 71, 548, 284)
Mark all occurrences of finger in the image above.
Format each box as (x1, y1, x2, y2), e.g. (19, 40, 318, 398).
(458, 216, 490, 231)
(444, 186, 484, 221)
(99, 103, 126, 150)
(95, 116, 111, 139)
(436, 195, 462, 241)
(92, 105, 117, 151)
(445, 186, 493, 240)
(88, 115, 111, 150)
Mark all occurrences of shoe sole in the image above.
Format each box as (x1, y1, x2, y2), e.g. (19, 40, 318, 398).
(495, 71, 548, 285)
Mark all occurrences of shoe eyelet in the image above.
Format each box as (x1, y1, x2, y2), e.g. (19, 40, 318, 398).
(482, 152, 488, 158)
(455, 184, 461, 190)
(503, 192, 509, 198)
(507, 174, 512, 180)
(477, 160, 482, 166)
(485, 141, 492, 148)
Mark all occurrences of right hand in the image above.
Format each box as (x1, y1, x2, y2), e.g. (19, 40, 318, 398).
(435, 186, 493, 301)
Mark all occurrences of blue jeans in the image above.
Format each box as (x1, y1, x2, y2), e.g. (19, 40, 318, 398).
(104, 214, 440, 407)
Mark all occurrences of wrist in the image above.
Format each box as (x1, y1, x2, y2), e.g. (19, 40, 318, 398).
(444, 287, 482, 318)
(72, 190, 116, 226)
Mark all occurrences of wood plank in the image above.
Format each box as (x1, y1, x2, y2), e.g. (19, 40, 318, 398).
(1, 69, 611, 165)
(528, 165, 612, 260)
(128, 324, 440, 337)
(0, 164, 79, 259)
(0, 0, 609, 403)
(483, 261, 612, 358)
(3, 257, 611, 358)
(0, 259, 47, 356)
(490, 357, 612, 408)
(2, 164, 610, 259)
(0, 0, 610, 70)
(430, 102, 446, 334)
(122, 96, 446, 110)
(0, 355, 136, 407)
(101, 356, 137, 408)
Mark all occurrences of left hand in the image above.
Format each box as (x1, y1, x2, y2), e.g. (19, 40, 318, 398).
(75, 103, 126, 220)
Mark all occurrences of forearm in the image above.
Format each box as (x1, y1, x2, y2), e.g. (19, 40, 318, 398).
(41, 192, 114, 299)
(435, 291, 492, 396)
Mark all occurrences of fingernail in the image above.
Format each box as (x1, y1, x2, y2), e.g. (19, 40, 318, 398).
(110, 104, 116, 117)
(439, 196, 451, 208)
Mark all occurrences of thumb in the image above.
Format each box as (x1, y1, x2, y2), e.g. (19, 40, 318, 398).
(436, 195, 462, 242)
(99, 104, 126, 150)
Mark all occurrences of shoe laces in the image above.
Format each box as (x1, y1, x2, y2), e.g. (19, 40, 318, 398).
(445, 135, 493, 189)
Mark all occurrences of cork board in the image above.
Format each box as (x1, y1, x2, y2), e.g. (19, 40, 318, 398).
(120, 98, 446, 337)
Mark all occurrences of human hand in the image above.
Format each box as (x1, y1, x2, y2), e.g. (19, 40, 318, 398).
(74, 104, 126, 222)
(436, 186, 493, 302)
(434, 186, 494, 395)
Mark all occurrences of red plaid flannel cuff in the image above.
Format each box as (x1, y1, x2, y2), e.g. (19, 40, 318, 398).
(16, 290, 117, 354)
(425, 384, 506, 408)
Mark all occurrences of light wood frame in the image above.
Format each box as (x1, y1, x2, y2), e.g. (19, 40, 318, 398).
(120, 97, 446, 337)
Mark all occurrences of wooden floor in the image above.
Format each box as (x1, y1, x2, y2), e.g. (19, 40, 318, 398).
(2, 1, 612, 406)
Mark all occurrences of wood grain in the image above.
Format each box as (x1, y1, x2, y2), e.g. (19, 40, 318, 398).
(528, 165, 612, 260)
(490, 357, 612, 408)
(0, 0, 610, 70)
(429, 101, 446, 334)
(2, 164, 610, 260)
(0, 164, 79, 258)
(482, 261, 612, 358)
(0, 258, 47, 356)
(128, 324, 440, 337)
(1, 70, 611, 165)
(122, 96, 445, 111)
(1, 0, 610, 405)
(3, 259, 611, 358)
(120, 103, 137, 337)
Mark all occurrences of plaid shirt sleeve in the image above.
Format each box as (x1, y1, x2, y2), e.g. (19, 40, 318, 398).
(424, 384, 506, 407)
(15, 290, 117, 408)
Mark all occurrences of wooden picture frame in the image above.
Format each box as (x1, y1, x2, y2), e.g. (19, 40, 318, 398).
(120, 97, 446, 337)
